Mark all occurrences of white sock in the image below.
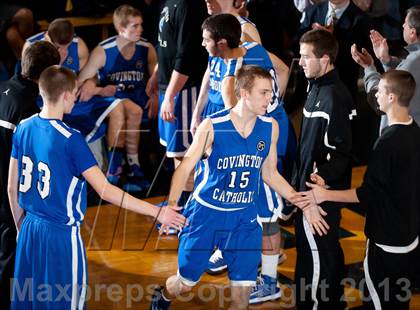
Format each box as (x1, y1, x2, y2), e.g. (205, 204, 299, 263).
(261, 254, 279, 279)
(127, 153, 140, 166)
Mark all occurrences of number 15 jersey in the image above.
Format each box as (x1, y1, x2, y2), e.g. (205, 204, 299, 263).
(193, 109, 272, 211)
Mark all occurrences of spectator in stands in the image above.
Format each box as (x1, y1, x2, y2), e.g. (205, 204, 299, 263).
(354, 0, 404, 54)
(351, 5, 420, 130)
(0, 41, 60, 310)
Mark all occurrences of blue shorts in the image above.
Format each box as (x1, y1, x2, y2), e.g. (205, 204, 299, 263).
(64, 95, 121, 143)
(12, 213, 87, 310)
(257, 105, 297, 222)
(115, 88, 148, 109)
(178, 199, 262, 286)
(158, 86, 198, 157)
(202, 101, 225, 118)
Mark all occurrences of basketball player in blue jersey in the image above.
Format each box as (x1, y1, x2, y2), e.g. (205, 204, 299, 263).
(150, 65, 323, 310)
(203, 0, 289, 89)
(8, 66, 186, 309)
(17, 18, 89, 109)
(193, 1, 289, 129)
(73, 5, 157, 191)
(20, 18, 89, 74)
(194, 13, 297, 303)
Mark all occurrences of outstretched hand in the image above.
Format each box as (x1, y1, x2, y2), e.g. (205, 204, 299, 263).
(157, 206, 187, 235)
(303, 205, 329, 236)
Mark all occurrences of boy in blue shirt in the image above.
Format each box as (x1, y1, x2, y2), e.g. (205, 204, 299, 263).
(8, 66, 185, 309)
(150, 65, 324, 309)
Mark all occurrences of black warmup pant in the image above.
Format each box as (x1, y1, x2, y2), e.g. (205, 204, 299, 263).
(362, 239, 415, 310)
(0, 218, 17, 310)
(294, 206, 346, 310)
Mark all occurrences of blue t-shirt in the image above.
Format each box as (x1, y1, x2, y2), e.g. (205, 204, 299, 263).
(11, 114, 97, 226)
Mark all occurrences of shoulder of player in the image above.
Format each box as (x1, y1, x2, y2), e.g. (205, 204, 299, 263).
(48, 119, 82, 140)
(13, 114, 38, 134)
(136, 38, 152, 48)
(99, 36, 117, 50)
(197, 117, 214, 133)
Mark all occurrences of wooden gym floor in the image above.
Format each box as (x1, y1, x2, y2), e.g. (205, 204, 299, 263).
(82, 166, 420, 309)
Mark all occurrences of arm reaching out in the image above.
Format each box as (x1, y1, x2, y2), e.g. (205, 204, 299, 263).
(261, 120, 330, 235)
(83, 166, 187, 233)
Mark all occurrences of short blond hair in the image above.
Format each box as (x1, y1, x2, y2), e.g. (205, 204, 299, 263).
(234, 65, 272, 98)
(113, 4, 142, 29)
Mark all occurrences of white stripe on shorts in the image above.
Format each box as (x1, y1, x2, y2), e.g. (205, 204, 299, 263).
(78, 227, 87, 309)
(71, 226, 78, 310)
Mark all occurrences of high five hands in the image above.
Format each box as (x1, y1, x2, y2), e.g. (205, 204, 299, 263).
(291, 173, 330, 236)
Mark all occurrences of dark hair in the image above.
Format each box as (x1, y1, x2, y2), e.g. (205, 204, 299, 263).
(113, 4, 142, 29)
(48, 18, 74, 45)
(21, 41, 60, 80)
(202, 14, 241, 49)
(381, 70, 416, 107)
(407, 5, 420, 37)
(300, 29, 338, 63)
(234, 65, 272, 97)
(39, 66, 77, 103)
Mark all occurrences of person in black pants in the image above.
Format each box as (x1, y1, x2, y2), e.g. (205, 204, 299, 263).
(305, 69, 420, 310)
(294, 29, 355, 309)
(0, 41, 59, 309)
